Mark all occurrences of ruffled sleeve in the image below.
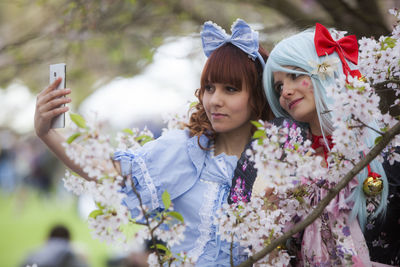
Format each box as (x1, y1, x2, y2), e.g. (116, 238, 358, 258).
(114, 129, 207, 218)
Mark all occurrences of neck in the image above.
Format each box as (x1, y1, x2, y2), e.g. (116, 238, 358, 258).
(309, 120, 322, 136)
(214, 124, 252, 158)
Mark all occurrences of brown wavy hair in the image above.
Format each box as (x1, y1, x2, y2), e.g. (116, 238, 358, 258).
(186, 43, 273, 148)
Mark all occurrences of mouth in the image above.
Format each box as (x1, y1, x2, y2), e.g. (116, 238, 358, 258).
(288, 98, 303, 110)
(211, 113, 227, 119)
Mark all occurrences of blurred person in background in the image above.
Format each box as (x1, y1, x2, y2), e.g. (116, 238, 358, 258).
(107, 239, 166, 267)
(21, 224, 88, 267)
(0, 129, 18, 193)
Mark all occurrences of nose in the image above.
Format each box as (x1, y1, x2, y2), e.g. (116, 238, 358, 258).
(210, 85, 224, 106)
(281, 81, 294, 98)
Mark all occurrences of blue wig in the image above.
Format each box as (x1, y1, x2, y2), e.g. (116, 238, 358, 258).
(263, 28, 388, 231)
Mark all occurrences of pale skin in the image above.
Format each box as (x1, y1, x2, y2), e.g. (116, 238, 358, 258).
(35, 78, 255, 181)
(273, 66, 326, 160)
(203, 82, 253, 158)
(34, 77, 94, 180)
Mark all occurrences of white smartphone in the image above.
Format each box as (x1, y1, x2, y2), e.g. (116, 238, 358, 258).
(49, 63, 66, 128)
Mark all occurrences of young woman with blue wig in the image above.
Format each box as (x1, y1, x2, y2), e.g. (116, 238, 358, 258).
(263, 24, 399, 266)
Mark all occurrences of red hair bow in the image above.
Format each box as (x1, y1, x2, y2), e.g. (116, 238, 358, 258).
(314, 23, 361, 79)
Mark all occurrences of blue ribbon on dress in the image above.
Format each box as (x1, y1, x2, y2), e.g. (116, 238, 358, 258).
(201, 19, 265, 67)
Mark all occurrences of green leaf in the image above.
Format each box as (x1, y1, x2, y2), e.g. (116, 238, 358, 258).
(252, 130, 265, 139)
(69, 113, 87, 129)
(154, 243, 168, 252)
(89, 209, 103, 219)
(167, 211, 184, 223)
(162, 190, 171, 210)
(135, 134, 153, 145)
(95, 202, 105, 210)
(251, 120, 263, 129)
(122, 128, 134, 135)
(189, 101, 199, 108)
(381, 37, 396, 50)
(374, 136, 383, 145)
(66, 133, 81, 144)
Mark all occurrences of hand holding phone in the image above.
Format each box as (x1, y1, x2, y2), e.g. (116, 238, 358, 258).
(49, 63, 66, 128)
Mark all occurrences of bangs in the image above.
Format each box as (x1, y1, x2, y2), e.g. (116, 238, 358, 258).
(200, 44, 255, 90)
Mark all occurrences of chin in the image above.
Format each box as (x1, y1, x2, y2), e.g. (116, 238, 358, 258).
(212, 127, 226, 133)
(211, 125, 230, 133)
(290, 113, 309, 123)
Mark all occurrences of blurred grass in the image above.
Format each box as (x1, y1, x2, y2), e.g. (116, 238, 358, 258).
(0, 188, 113, 267)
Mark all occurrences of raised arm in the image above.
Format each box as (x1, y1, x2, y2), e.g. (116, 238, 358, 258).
(34, 78, 93, 180)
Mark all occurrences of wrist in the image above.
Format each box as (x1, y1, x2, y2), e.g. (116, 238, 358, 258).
(40, 129, 57, 143)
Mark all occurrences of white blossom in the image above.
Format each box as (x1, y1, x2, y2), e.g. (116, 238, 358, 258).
(309, 55, 340, 80)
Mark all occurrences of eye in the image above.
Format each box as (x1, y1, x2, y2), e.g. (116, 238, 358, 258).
(204, 84, 214, 92)
(225, 86, 239, 93)
(274, 82, 283, 96)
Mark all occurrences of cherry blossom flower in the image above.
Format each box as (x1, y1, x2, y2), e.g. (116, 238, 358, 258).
(309, 55, 340, 80)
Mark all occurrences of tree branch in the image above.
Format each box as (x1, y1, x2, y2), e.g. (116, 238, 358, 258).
(236, 120, 400, 267)
(374, 79, 400, 91)
(256, 0, 329, 29)
(314, 0, 389, 37)
(355, 0, 389, 34)
(350, 116, 385, 136)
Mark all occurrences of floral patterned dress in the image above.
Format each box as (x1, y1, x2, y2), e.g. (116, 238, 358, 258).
(299, 177, 371, 266)
(229, 118, 400, 266)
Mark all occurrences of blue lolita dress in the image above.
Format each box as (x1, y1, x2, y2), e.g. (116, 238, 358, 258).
(114, 129, 247, 266)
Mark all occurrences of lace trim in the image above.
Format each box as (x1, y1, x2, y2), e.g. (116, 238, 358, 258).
(135, 156, 159, 210)
(187, 178, 219, 261)
(203, 21, 227, 35)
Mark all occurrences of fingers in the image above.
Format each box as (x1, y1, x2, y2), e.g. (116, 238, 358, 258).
(37, 88, 71, 107)
(37, 77, 64, 102)
(43, 77, 62, 94)
(34, 79, 69, 137)
(40, 106, 69, 122)
(39, 94, 71, 113)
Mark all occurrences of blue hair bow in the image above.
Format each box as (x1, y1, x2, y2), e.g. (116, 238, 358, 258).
(201, 19, 265, 67)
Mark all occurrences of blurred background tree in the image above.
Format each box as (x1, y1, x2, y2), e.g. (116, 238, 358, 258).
(0, 0, 398, 105)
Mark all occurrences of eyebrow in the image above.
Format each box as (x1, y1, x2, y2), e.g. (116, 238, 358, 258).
(288, 66, 305, 72)
(281, 67, 305, 79)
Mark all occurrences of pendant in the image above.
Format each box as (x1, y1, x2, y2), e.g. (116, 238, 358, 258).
(363, 176, 383, 197)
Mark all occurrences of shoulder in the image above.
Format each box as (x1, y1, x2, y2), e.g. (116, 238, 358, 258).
(153, 129, 191, 145)
(139, 129, 192, 154)
(148, 129, 209, 154)
(141, 129, 208, 172)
